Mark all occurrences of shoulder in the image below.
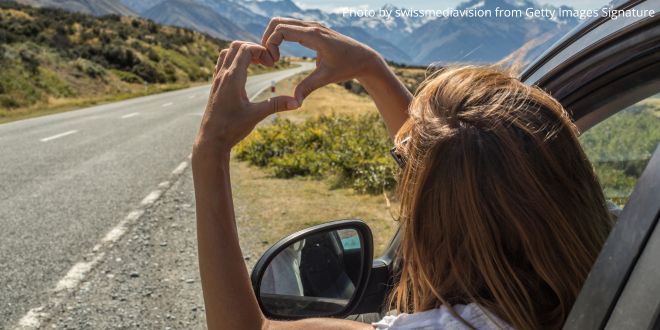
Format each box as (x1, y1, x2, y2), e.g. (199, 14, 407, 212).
(372, 304, 513, 330)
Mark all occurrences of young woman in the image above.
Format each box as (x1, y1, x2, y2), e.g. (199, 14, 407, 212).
(192, 18, 612, 330)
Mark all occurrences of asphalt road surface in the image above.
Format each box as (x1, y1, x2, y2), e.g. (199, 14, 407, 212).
(0, 62, 314, 328)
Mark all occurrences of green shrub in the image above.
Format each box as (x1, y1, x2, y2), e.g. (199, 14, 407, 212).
(0, 95, 19, 108)
(74, 58, 106, 78)
(236, 113, 398, 194)
(110, 69, 143, 84)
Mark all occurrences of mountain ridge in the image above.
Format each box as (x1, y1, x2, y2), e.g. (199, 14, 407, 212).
(15, 0, 137, 16)
(141, 0, 256, 41)
(12, 0, 581, 65)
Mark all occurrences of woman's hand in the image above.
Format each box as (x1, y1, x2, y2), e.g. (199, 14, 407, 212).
(262, 18, 413, 138)
(194, 41, 299, 156)
(261, 17, 384, 104)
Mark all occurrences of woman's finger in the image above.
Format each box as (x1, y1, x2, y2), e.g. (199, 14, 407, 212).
(214, 49, 228, 78)
(221, 41, 246, 71)
(261, 17, 307, 46)
(293, 68, 327, 104)
(251, 95, 300, 120)
(265, 24, 323, 62)
(225, 43, 270, 91)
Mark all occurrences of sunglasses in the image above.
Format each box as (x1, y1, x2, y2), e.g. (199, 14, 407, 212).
(389, 136, 410, 169)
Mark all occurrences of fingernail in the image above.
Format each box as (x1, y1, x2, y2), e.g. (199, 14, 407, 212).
(286, 100, 299, 110)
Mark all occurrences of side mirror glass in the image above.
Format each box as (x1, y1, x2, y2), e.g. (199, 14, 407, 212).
(251, 220, 373, 319)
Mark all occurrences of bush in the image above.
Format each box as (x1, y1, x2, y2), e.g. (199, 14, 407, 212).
(235, 113, 398, 194)
(74, 58, 106, 78)
(0, 95, 19, 108)
(19, 48, 39, 74)
(147, 48, 160, 62)
(131, 62, 164, 83)
(110, 69, 143, 84)
(339, 80, 367, 95)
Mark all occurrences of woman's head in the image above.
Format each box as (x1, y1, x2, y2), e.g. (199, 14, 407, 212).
(390, 66, 612, 329)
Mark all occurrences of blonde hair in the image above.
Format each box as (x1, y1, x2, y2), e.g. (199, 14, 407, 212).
(389, 66, 612, 329)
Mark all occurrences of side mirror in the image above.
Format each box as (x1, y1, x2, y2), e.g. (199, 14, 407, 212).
(251, 220, 373, 319)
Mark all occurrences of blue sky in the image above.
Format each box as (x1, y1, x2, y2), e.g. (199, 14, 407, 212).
(295, 0, 611, 11)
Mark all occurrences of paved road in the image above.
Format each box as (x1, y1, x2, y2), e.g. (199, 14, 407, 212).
(0, 62, 314, 327)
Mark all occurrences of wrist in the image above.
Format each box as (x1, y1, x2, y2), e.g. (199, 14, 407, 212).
(192, 140, 231, 167)
(356, 52, 389, 87)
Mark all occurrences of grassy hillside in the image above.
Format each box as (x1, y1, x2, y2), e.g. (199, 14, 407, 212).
(0, 2, 291, 122)
(580, 96, 660, 206)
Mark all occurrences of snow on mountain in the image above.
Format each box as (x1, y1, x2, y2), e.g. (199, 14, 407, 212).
(29, 0, 580, 65)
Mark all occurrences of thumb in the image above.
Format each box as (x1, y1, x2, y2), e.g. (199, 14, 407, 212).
(251, 95, 300, 119)
(294, 69, 327, 104)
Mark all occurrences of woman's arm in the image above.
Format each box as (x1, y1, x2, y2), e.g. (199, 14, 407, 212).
(192, 41, 370, 330)
(261, 17, 412, 138)
(356, 58, 412, 139)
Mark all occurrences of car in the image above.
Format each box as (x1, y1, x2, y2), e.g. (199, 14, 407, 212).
(249, 0, 660, 328)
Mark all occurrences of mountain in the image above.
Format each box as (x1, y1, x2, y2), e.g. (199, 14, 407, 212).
(141, 0, 255, 41)
(334, 25, 411, 63)
(116, 0, 163, 13)
(15, 0, 137, 16)
(242, 0, 302, 17)
(195, 0, 270, 37)
(225, 0, 579, 65)
(13, 0, 581, 66)
(236, 1, 413, 62)
(404, 0, 579, 64)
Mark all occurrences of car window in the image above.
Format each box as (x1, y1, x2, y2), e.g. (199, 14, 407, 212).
(579, 94, 660, 208)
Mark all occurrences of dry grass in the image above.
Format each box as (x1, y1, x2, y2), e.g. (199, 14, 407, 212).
(252, 73, 379, 122)
(231, 160, 399, 256)
(235, 72, 400, 255)
(0, 82, 196, 124)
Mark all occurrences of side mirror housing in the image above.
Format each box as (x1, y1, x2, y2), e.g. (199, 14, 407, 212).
(251, 219, 373, 319)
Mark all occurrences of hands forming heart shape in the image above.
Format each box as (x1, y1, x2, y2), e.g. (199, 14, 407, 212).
(213, 17, 381, 104)
(197, 17, 383, 153)
(259, 17, 380, 104)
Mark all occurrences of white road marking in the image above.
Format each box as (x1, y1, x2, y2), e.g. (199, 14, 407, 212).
(171, 161, 188, 175)
(53, 253, 105, 293)
(188, 94, 196, 99)
(121, 112, 140, 119)
(189, 112, 204, 116)
(140, 190, 162, 206)
(17, 307, 48, 328)
(101, 210, 144, 244)
(162, 102, 173, 107)
(40, 130, 78, 142)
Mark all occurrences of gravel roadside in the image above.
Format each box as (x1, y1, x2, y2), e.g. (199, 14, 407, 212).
(41, 163, 268, 329)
